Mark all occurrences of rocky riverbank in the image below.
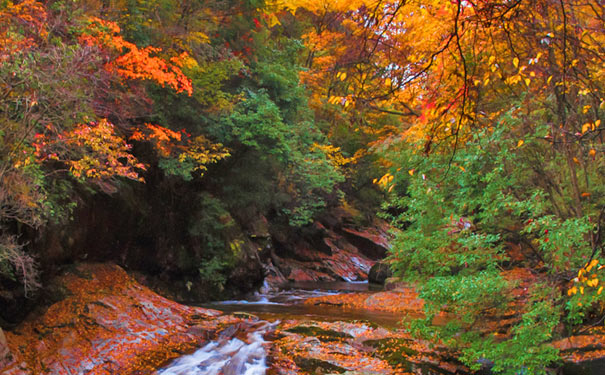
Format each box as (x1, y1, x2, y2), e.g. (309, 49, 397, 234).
(1, 263, 225, 375)
(3, 262, 605, 375)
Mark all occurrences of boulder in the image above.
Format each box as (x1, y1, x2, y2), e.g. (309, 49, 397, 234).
(562, 358, 605, 375)
(368, 262, 393, 285)
(340, 227, 390, 260)
(1, 263, 222, 375)
(553, 332, 605, 375)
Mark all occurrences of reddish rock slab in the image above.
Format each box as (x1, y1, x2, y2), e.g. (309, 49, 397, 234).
(553, 330, 605, 375)
(269, 227, 377, 285)
(340, 221, 392, 260)
(304, 289, 425, 316)
(2, 263, 221, 375)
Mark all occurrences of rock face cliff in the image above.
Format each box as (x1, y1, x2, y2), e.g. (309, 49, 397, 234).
(260, 210, 392, 287)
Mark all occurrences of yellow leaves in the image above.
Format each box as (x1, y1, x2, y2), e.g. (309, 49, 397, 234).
(587, 278, 599, 287)
(374, 173, 394, 191)
(337, 72, 347, 81)
(513, 57, 519, 68)
(310, 143, 356, 169)
(408, 169, 415, 176)
(582, 120, 600, 134)
(517, 140, 524, 148)
(178, 136, 230, 176)
(187, 31, 210, 45)
(570, 259, 604, 300)
(36, 119, 147, 183)
(327, 96, 342, 105)
(586, 259, 599, 273)
(267, 13, 281, 27)
(269, 0, 379, 15)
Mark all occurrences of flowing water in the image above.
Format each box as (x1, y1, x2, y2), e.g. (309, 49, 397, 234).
(157, 281, 403, 375)
(203, 281, 404, 328)
(157, 321, 278, 375)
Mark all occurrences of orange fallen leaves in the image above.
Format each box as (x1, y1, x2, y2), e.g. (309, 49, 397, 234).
(304, 290, 424, 315)
(3, 264, 220, 375)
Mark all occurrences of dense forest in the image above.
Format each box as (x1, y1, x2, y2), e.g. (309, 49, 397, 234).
(1, 0, 604, 374)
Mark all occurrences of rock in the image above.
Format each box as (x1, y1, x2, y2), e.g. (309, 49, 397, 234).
(271, 320, 469, 375)
(562, 358, 605, 375)
(368, 262, 393, 285)
(1, 263, 222, 375)
(285, 325, 354, 341)
(225, 238, 264, 296)
(0, 327, 12, 368)
(553, 332, 605, 375)
(294, 357, 347, 374)
(339, 221, 391, 260)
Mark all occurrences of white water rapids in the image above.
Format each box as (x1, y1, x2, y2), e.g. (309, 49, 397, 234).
(156, 281, 400, 375)
(157, 321, 277, 375)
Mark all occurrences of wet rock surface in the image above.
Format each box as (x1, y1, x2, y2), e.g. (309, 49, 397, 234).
(268, 320, 469, 375)
(553, 330, 605, 375)
(368, 262, 393, 285)
(2, 263, 223, 375)
(265, 219, 392, 286)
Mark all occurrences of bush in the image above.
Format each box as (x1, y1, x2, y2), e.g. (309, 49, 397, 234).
(0, 235, 40, 297)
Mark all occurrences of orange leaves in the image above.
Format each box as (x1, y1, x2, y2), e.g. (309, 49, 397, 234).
(80, 17, 193, 95)
(130, 124, 229, 177)
(130, 123, 183, 157)
(0, 0, 47, 59)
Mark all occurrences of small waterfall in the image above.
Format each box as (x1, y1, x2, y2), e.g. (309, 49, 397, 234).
(157, 321, 277, 375)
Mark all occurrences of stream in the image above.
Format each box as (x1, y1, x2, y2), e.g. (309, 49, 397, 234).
(157, 281, 405, 375)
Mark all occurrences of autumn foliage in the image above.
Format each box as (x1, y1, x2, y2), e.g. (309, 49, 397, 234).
(1, 0, 604, 373)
